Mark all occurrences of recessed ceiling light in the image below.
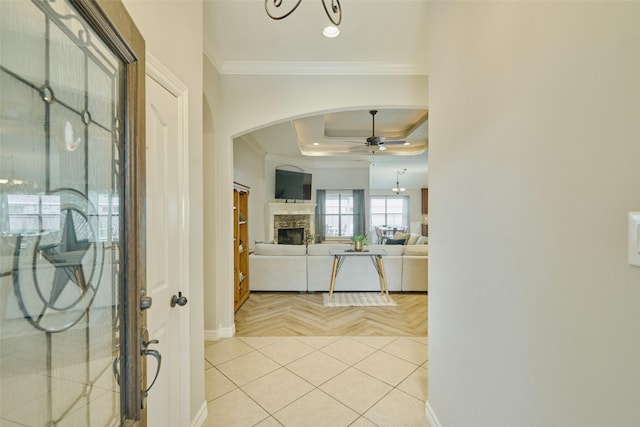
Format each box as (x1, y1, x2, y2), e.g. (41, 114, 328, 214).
(322, 25, 340, 38)
(403, 142, 411, 146)
(312, 142, 320, 146)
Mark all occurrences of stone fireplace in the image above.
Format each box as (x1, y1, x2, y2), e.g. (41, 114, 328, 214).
(268, 202, 316, 244)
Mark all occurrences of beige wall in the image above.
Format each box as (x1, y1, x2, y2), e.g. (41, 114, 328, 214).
(427, 2, 640, 426)
(120, 0, 205, 422)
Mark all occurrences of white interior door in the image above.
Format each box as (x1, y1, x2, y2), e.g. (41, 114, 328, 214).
(145, 54, 190, 427)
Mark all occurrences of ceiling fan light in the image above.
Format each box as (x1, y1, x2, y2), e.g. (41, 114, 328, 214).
(378, 145, 386, 151)
(322, 25, 340, 38)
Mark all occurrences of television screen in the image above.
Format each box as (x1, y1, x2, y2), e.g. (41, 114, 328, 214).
(275, 169, 312, 200)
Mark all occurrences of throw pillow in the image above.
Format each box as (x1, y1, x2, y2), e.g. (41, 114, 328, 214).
(406, 233, 420, 245)
(385, 238, 405, 245)
(393, 231, 409, 241)
(415, 236, 428, 245)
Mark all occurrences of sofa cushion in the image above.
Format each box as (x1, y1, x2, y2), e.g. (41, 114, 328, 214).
(254, 240, 275, 245)
(254, 243, 306, 256)
(404, 245, 428, 256)
(368, 244, 404, 256)
(415, 236, 428, 245)
(306, 243, 351, 256)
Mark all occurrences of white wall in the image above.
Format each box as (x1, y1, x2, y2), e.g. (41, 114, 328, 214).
(205, 68, 428, 335)
(428, 2, 640, 426)
(120, 0, 205, 422)
(233, 137, 266, 246)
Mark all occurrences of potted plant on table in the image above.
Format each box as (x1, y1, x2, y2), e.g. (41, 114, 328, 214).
(350, 234, 368, 252)
(304, 232, 318, 246)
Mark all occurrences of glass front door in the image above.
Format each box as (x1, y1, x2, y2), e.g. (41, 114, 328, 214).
(0, 1, 145, 425)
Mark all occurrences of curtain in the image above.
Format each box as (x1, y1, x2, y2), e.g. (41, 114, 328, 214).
(353, 189, 365, 236)
(315, 189, 326, 242)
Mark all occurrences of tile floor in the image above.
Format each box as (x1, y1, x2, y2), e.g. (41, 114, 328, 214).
(203, 336, 429, 427)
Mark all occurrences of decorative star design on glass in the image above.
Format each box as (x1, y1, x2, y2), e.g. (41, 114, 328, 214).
(39, 209, 91, 305)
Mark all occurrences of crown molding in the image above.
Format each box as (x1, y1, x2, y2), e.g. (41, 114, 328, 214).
(217, 60, 428, 76)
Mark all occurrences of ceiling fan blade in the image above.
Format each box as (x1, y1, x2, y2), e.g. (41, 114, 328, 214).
(349, 145, 371, 151)
(380, 140, 407, 146)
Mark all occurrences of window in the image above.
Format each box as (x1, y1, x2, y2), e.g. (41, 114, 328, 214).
(324, 190, 354, 237)
(6, 194, 61, 233)
(370, 196, 409, 228)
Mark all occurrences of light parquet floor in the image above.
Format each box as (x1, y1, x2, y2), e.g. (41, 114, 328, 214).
(234, 292, 428, 336)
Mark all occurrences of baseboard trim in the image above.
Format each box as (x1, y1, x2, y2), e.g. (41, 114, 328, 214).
(203, 329, 218, 341)
(191, 400, 208, 427)
(219, 323, 236, 338)
(204, 323, 236, 341)
(426, 400, 443, 427)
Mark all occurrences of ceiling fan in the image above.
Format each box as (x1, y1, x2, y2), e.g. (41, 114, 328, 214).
(350, 110, 407, 151)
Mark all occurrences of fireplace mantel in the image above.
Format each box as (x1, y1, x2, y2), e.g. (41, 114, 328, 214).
(267, 202, 316, 242)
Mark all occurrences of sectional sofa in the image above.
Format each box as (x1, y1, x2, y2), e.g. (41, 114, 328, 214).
(248, 240, 428, 293)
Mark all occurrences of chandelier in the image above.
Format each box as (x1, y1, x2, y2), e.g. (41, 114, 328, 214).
(392, 169, 407, 195)
(265, 1, 342, 37)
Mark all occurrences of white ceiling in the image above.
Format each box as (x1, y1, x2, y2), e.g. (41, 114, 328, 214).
(204, 0, 429, 189)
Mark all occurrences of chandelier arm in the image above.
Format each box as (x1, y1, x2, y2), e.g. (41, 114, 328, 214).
(321, 0, 342, 26)
(265, 0, 304, 20)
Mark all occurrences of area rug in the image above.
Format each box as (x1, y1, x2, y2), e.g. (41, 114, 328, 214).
(323, 292, 397, 307)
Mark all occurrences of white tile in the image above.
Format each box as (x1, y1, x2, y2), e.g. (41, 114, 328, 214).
(217, 351, 281, 386)
(364, 389, 430, 427)
(292, 336, 340, 349)
(254, 416, 284, 426)
(286, 350, 349, 386)
(237, 336, 286, 349)
(204, 389, 269, 427)
(349, 416, 379, 427)
(204, 338, 255, 366)
(381, 336, 428, 365)
(406, 336, 428, 345)
(0, 419, 27, 427)
(55, 390, 120, 427)
(274, 389, 359, 427)
(319, 337, 377, 366)
(205, 367, 237, 401)
(351, 336, 397, 349)
(259, 337, 315, 365)
(320, 368, 393, 414)
(397, 366, 428, 402)
(243, 368, 314, 413)
(0, 373, 49, 416)
(3, 378, 110, 427)
(354, 351, 418, 387)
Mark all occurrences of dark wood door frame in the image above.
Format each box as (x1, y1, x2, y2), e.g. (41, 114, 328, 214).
(74, 1, 146, 424)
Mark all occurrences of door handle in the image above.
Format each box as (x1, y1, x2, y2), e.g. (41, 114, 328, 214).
(170, 291, 188, 307)
(142, 347, 161, 398)
(140, 328, 162, 403)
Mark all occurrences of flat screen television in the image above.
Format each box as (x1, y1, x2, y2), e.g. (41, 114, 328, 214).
(275, 169, 312, 200)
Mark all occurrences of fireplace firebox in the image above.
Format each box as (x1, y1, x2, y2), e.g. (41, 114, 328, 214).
(278, 228, 304, 245)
